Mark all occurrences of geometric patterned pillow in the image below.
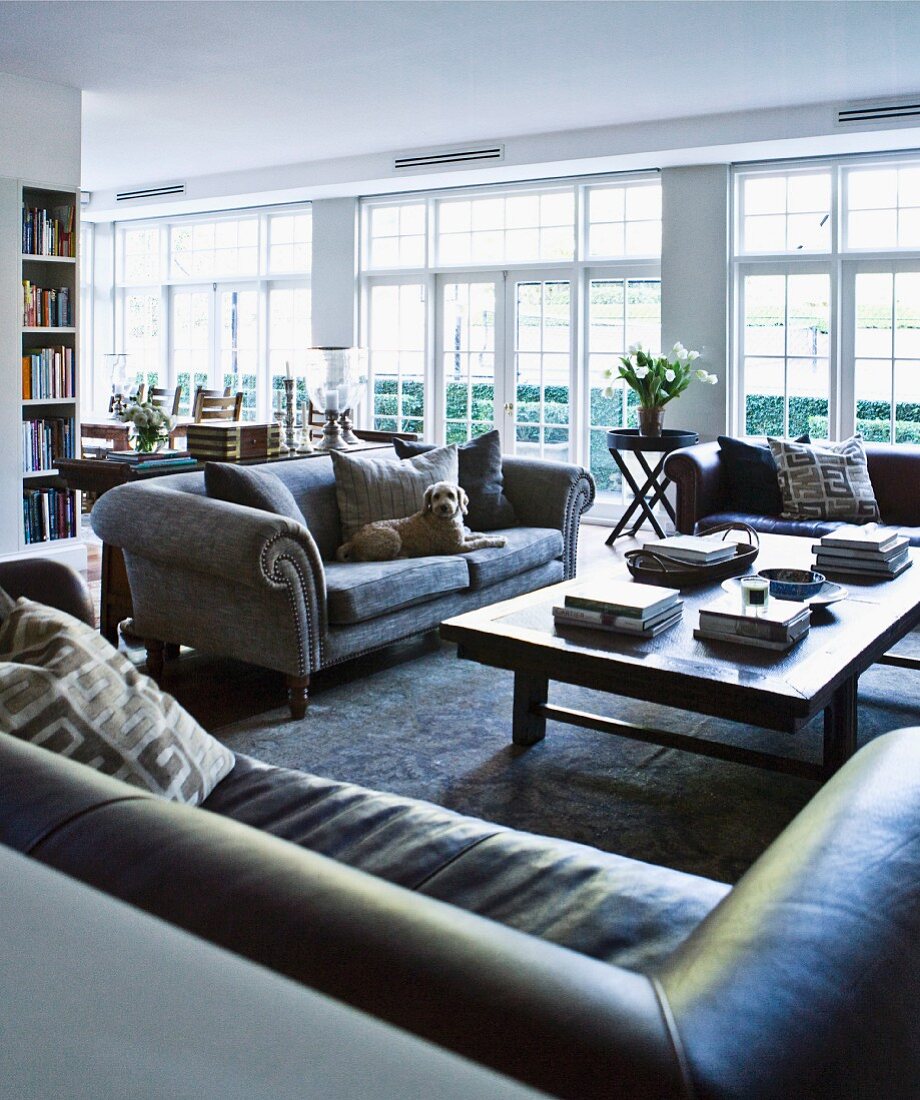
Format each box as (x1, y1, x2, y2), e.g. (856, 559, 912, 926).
(0, 599, 234, 805)
(767, 435, 880, 522)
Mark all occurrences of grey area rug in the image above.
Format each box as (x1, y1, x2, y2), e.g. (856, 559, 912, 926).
(213, 631, 920, 885)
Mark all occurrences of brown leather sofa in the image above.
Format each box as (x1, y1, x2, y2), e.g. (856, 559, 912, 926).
(2, 561, 919, 1099)
(665, 440, 920, 544)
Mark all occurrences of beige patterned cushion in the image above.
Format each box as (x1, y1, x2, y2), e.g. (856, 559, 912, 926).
(768, 435, 880, 522)
(0, 599, 234, 804)
(332, 444, 459, 540)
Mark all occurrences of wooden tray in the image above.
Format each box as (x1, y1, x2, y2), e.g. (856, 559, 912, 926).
(624, 523, 760, 588)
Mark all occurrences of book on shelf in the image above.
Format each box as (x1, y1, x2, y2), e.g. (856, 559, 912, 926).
(21, 346, 75, 400)
(22, 487, 76, 544)
(564, 579, 680, 620)
(641, 534, 737, 564)
(552, 601, 683, 636)
(21, 416, 75, 473)
(22, 281, 72, 327)
(816, 525, 903, 553)
(811, 537, 909, 563)
(21, 203, 75, 258)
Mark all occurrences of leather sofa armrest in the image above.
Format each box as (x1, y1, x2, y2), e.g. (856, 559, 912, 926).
(663, 442, 725, 535)
(658, 727, 920, 1100)
(501, 457, 596, 579)
(0, 558, 94, 626)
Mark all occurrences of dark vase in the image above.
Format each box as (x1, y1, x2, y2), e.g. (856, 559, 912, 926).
(638, 406, 665, 437)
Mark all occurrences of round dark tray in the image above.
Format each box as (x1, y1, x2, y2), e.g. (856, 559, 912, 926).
(624, 523, 760, 588)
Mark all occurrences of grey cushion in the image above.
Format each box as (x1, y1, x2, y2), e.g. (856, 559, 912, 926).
(204, 463, 306, 525)
(768, 435, 880, 522)
(324, 556, 470, 625)
(331, 446, 459, 540)
(465, 527, 564, 590)
(0, 600, 234, 805)
(394, 431, 518, 532)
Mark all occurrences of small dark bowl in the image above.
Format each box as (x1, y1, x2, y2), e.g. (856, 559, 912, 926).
(757, 568, 826, 600)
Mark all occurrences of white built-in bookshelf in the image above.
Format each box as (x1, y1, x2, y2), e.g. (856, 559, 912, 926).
(0, 178, 84, 566)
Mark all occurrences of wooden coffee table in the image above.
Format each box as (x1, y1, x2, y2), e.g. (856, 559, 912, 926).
(441, 534, 920, 781)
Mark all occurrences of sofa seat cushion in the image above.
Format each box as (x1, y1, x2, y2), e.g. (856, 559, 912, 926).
(697, 512, 920, 546)
(465, 527, 563, 590)
(203, 754, 728, 971)
(323, 555, 471, 625)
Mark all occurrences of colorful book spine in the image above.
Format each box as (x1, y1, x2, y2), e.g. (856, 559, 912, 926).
(22, 488, 76, 543)
(21, 417, 75, 472)
(21, 204, 75, 257)
(22, 283, 72, 327)
(21, 346, 75, 399)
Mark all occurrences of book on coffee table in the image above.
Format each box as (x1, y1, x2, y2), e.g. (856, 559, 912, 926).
(816, 525, 903, 552)
(564, 579, 680, 620)
(813, 531, 911, 579)
(553, 601, 683, 637)
(642, 534, 737, 564)
(694, 594, 810, 651)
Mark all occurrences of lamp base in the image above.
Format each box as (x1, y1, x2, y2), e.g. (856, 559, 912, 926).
(315, 410, 350, 451)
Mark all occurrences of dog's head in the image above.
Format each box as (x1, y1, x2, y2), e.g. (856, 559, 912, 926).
(423, 481, 468, 519)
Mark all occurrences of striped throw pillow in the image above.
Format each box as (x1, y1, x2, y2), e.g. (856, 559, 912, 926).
(332, 445, 459, 540)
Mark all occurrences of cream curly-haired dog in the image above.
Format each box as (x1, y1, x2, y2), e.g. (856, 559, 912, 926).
(336, 481, 507, 562)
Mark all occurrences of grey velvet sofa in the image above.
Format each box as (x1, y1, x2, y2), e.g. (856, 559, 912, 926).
(91, 451, 595, 716)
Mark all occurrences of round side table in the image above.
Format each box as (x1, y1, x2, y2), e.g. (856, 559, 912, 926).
(605, 428, 699, 545)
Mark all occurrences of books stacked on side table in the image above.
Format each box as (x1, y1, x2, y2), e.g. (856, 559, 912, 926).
(694, 595, 810, 652)
(812, 527, 911, 580)
(642, 534, 737, 565)
(553, 580, 682, 638)
(106, 449, 198, 472)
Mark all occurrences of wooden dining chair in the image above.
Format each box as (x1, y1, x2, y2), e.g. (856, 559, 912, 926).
(148, 385, 183, 417)
(193, 386, 244, 422)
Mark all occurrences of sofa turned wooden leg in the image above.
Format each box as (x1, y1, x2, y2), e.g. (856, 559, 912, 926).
(286, 675, 310, 720)
(145, 639, 165, 681)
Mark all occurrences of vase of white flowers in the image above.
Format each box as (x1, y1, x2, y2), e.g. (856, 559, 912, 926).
(603, 342, 718, 437)
(119, 398, 172, 453)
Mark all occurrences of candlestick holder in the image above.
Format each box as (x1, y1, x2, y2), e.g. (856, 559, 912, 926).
(296, 399, 315, 453)
(316, 408, 349, 451)
(338, 410, 360, 445)
(282, 377, 297, 453)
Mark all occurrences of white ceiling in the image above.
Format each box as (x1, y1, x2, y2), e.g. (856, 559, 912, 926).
(0, 0, 918, 191)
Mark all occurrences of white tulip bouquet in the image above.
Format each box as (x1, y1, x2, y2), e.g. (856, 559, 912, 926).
(119, 398, 172, 453)
(603, 342, 717, 409)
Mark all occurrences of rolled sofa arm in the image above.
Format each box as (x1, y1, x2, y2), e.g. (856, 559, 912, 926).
(91, 481, 327, 676)
(0, 559, 95, 626)
(663, 442, 725, 535)
(501, 457, 596, 579)
(658, 727, 920, 1100)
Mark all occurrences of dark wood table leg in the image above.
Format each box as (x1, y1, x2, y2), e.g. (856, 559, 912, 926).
(633, 451, 677, 527)
(513, 671, 548, 746)
(100, 542, 133, 645)
(823, 675, 858, 777)
(145, 639, 165, 681)
(286, 674, 310, 720)
(605, 453, 668, 544)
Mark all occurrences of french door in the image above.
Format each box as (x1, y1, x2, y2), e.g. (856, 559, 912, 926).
(435, 269, 575, 459)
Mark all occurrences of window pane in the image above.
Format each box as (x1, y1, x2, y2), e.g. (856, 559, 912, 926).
(744, 275, 786, 356)
(368, 283, 426, 435)
(435, 188, 576, 266)
(895, 360, 920, 443)
(268, 210, 312, 274)
(586, 182, 662, 259)
(121, 227, 160, 283)
(744, 359, 785, 436)
(741, 171, 830, 253)
(855, 273, 893, 357)
(442, 281, 496, 441)
(123, 291, 160, 389)
(513, 281, 571, 461)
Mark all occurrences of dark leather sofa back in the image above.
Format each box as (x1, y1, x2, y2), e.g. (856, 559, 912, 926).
(0, 558, 95, 626)
(3, 727, 920, 1099)
(0, 734, 689, 1100)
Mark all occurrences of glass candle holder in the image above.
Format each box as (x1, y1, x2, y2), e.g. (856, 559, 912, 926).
(740, 575, 770, 616)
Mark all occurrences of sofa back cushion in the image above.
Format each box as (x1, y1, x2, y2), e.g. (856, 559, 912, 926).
(0, 599, 234, 805)
(204, 463, 306, 524)
(332, 445, 459, 540)
(768, 435, 880, 522)
(717, 435, 809, 516)
(394, 430, 517, 531)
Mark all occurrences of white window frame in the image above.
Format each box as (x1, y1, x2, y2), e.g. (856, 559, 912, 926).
(113, 204, 311, 422)
(358, 174, 662, 516)
(732, 155, 920, 445)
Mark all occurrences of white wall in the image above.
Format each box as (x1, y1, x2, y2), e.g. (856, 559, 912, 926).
(0, 72, 80, 186)
(311, 198, 358, 347)
(660, 165, 731, 442)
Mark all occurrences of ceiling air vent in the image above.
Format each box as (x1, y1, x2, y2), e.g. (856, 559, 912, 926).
(116, 183, 186, 202)
(836, 97, 920, 127)
(393, 145, 504, 171)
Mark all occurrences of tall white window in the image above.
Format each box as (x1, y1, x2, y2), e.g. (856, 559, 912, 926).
(360, 175, 662, 505)
(113, 205, 311, 422)
(733, 156, 920, 445)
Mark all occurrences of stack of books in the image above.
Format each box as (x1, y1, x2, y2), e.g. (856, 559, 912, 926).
(106, 450, 198, 472)
(553, 580, 682, 638)
(642, 534, 737, 565)
(813, 527, 911, 580)
(694, 595, 810, 652)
